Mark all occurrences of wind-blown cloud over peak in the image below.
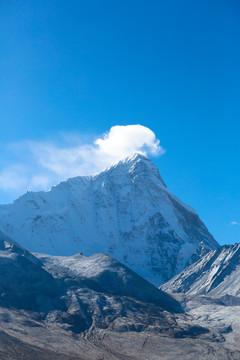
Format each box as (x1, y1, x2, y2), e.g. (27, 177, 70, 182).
(95, 125, 162, 160)
(0, 125, 164, 202)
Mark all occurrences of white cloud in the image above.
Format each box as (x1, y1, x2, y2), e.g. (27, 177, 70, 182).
(95, 125, 163, 160)
(0, 125, 164, 199)
(229, 221, 240, 226)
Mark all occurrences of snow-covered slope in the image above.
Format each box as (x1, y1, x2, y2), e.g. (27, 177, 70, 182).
(161, 243, 240, 296)
(0, 154, 218, 284)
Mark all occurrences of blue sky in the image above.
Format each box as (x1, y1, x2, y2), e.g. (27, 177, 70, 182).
(0, 0, 240, 245)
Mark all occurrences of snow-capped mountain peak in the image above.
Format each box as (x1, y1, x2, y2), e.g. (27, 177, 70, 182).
(100, 153, 166, 186)
(0, 155, 218, 285)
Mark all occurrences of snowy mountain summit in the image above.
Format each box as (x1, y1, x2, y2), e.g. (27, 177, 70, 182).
(0, 154, 218, 285)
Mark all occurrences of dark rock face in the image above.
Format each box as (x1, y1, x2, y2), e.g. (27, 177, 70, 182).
(0, 231, 61, 311)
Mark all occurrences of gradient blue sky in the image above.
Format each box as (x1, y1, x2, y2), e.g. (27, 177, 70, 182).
(0, 0, 240, 245)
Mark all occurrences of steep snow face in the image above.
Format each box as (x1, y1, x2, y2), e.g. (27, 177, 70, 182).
(161, 243, 240, 296)
(0, 154, 218, 284)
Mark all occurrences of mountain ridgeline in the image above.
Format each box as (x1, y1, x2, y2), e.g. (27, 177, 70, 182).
(0, 154, 219, 285)
(161, 243, 240, 297)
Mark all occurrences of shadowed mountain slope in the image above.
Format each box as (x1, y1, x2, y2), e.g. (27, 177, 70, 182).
(0, 231, 239, 359)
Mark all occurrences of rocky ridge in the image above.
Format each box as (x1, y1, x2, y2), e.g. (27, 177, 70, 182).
(161, 243, 240, 296)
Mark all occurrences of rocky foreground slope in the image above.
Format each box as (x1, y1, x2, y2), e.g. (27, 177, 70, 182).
(160, 243, 240, 359)
(0, 154, 218, 285)
(0, 231, 238, 360)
